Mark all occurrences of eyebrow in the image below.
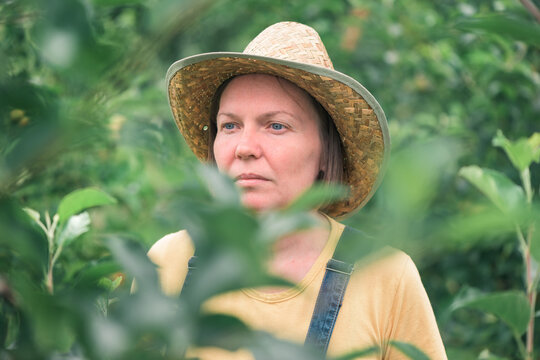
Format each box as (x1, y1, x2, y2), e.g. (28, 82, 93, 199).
(216, 111, 298, 122)
(216, 112, 239, 121)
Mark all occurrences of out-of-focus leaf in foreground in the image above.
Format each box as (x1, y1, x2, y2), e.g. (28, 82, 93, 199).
(249, 331, 320, 360)
(333, 346, 380, 360)
(455, 14, 540, 47)
(492, 130, 540, 173)
(531, 215, 540, 263)
(450, 288, 531, 336)
(57, 188, 117, 224)
(56, 211, 90, 247)
(285, 183, 348, 213)
(458, 166, 525, 218)
(389, 341, 430, 360)
(195, 313, 252, 351)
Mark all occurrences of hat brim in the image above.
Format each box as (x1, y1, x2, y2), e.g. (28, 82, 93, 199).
(167, 52, 390, 218)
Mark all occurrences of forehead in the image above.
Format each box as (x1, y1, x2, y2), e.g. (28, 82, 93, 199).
(219, 74, 318, 116)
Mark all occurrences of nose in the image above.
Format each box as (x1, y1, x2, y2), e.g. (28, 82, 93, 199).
(235, 129, 262, 160)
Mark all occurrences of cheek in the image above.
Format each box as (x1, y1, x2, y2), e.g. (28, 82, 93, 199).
(296, 138, 322, 169)
(213, 136, 231, 171)
(276, 141, 322, 185)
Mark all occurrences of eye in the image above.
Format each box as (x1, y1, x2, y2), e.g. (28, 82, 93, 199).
(222, 123, 236, 130)
(270, 123, 284, 131)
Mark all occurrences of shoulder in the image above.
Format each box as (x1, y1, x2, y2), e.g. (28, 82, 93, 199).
(368, 252, 446, 358)
(331, 221, 415, 280)
(353, 250, 445, 347)
(148, 230, 194, 264)
(338, 225, 425, 305)
(370, 249, 416, 276)
(372, 250, 426, 297)
(350, 248, 417, 290)
(148, 230, 195, 295)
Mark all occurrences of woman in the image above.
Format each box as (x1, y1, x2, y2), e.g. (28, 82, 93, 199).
(150, 22, 447, 359)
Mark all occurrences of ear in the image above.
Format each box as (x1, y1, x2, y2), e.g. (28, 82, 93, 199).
(317, 154, 327, 180)
(318, 157, 327, 177)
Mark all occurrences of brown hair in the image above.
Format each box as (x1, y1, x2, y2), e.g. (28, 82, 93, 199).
(207, 76, 344, 186)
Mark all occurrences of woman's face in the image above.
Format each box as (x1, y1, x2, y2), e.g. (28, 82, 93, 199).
(213, 74, 323, 212)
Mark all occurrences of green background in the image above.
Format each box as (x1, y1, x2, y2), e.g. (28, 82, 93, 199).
(1, 0, 539, 359)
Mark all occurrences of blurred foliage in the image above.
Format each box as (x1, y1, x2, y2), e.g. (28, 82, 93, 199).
(1, 0, 539, 359)
(0, 164, 428, 359)
(455, 130, 539, 360)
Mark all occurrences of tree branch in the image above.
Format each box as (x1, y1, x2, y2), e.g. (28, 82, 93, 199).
(520, 0, 540, 23)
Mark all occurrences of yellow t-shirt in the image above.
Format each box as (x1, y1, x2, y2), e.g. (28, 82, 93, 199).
(148, 217, 447, 360)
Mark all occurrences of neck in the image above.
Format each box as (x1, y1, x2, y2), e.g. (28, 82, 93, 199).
(266, 212, 330, 284)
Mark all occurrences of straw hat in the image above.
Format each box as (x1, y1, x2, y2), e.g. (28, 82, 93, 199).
(166, 21, 390, 218)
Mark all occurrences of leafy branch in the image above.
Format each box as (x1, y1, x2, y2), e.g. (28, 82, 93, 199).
(457, 130, 540, 360)
(519, 0, 540, 23)
(23, 188, 116, 294)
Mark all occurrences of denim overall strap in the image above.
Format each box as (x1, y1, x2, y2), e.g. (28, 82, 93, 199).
(304, 225, 361, 356)
(304, 257, 354, 356)
(180, 255, 197, 294)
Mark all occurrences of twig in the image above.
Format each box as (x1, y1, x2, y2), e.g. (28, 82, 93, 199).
(514, 330, 528, 359)
(43, 212, 59, 294)
(525, 224, 537, 360)
(526, 291, 536, 360)
(46, 258, 54, 294)
(519, 0, 540, 23)
(521, 168, 533, 205)
(516, 225, 528, 259)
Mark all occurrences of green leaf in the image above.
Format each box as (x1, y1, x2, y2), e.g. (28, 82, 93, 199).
(333, 346, 380, 360)
(98, 275, 123, 292)
(285, 183, 348, 213)
(480, 355, 510, 360)
(196, 313, 251, 351)
(444, 347, 479, 360)
(110, 275, 123, 291)
(530, 209, 540, 263)
(531, 224, 540, 264)
(98, 277, 113, 290)
(88, 316, 129, 359)
(73, 261, 121, 289)
(197, 165, 240, 205)
(57, 188, 116, 223)
(458, 166, 525, 216)
(477, 349, 511, 360)
(92, 0, 145, 6)
(450, 288, 531, 335)
(492, 130, 540, 172)
(249, 331, 319, 360)
(257, 211, 318, 245)
(455, 14, 540, 47)
(107, 236, 159, 291)
(389, 341, 430, 360)
(22, 207, 40, 224)
(56, 212, 91, 247)
(437, 207, 516, 247)
(27, 292, 76, 352)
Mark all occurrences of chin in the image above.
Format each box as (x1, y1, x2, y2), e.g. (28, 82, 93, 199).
(241, 196, 281, 213)
(242, 202, 270, 213)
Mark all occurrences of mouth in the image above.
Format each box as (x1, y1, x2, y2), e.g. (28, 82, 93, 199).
(234, 173, 270, 186)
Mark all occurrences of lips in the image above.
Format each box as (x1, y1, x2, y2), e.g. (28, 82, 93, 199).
(234, 173, 270, 186)
(235, 173, 268, 181)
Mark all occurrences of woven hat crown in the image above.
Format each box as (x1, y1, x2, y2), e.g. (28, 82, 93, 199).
(243, 22, 334, 70)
